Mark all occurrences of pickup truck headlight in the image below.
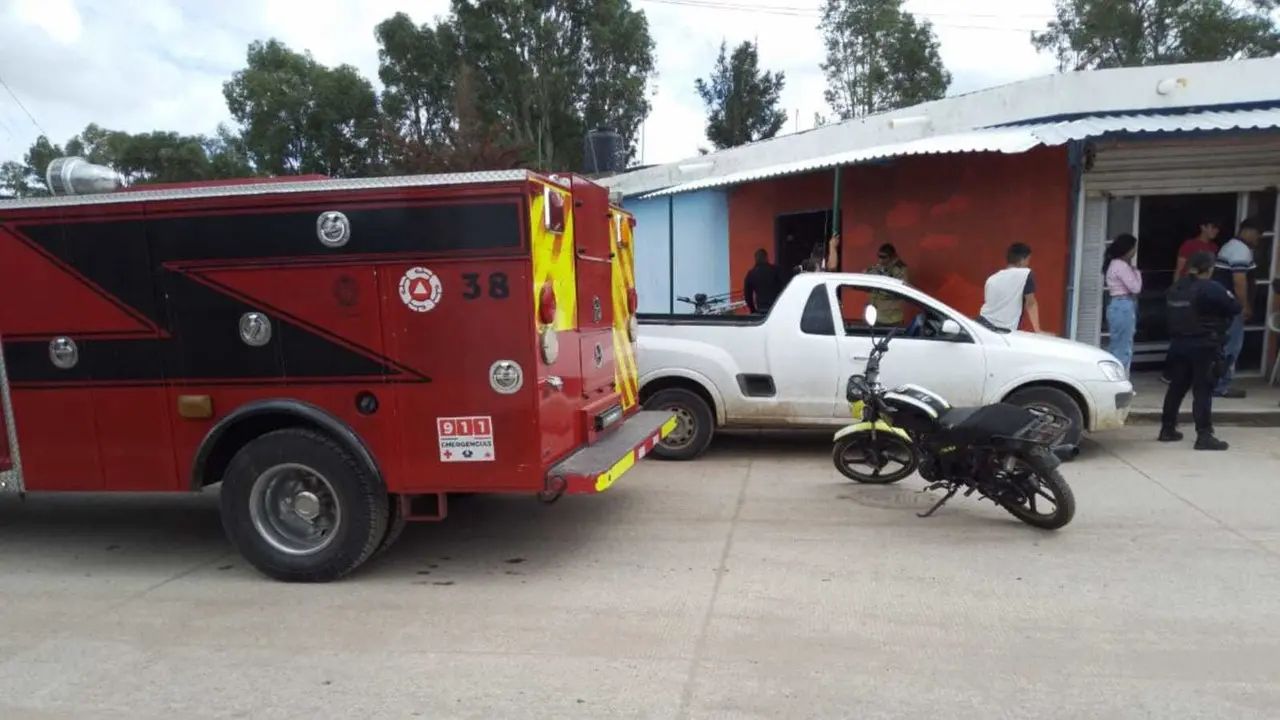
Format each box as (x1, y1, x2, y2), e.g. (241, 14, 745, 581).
(1097, 359, 1126, 382)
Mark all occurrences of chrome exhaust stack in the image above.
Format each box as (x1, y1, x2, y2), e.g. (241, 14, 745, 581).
(45, 156, 122, 196)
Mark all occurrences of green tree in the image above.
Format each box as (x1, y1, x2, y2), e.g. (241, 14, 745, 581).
(0, 135, 61, 197)
(204, 124, 257, 179)
(1032, 0, 1280, 71)
(375, 12, 459, 148)
(0, 123, 257, 198)
(448, 0, 657, 170)
(386, 63, 530, 173)
(819, 0, 951, 120)
(694, 40, 789, 150)
(223, 39, 383, 177)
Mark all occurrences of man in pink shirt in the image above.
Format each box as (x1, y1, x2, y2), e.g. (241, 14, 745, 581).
(1174, 220, 1220, 281)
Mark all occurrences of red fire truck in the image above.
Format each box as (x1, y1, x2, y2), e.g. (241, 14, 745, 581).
(0, 157, 675, 582)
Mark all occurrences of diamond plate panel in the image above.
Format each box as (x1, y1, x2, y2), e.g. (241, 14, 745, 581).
(0, 170, 533, 210)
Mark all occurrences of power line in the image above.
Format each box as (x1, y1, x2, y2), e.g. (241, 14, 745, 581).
(0, 72, 48, 138)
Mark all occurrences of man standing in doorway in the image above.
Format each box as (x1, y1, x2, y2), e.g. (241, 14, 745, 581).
(1160, 251, 1237, 450)
(1164, 220, 1221, 382)
(865, 243, 909, 324)
(979, 242, 1043, 333)
(743, 248, 784, 314)
(1174, 220, 1221, 281)
(1211, 218, 1264, 398)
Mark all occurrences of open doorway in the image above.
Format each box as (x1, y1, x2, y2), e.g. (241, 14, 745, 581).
(775, 210, 834, 281)
(1102, 193, 1238, 372)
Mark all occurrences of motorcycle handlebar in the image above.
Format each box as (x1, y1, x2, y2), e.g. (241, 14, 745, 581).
(863, 327, 899, 386)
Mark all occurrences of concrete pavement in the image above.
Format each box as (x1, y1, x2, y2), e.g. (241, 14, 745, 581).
(0, 427, 1278, 719)
(1128, 372, 1280, 426)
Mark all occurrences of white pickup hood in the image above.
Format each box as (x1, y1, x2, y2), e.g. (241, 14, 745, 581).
(998, 329, 1121, 367)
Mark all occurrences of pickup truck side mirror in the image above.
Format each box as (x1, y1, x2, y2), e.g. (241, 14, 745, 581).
(863, 303, 878, 327)
(940, 319, 962, 336)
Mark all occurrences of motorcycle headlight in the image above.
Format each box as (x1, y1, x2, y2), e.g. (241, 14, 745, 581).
(1097, 359, 1126, 382)
(845, 374, 866, 402)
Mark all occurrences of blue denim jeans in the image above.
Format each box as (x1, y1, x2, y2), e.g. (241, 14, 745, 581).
(1214, 312, 1245, 394)
(1105, 295, 1136, 376)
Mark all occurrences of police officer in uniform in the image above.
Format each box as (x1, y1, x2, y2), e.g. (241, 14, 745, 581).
(1160, 251, 1239, 450)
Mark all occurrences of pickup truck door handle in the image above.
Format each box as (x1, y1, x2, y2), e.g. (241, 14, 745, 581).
(852, 355, 869, 361)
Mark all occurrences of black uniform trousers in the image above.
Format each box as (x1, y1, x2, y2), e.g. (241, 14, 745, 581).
(1160, 339, 1219, 435)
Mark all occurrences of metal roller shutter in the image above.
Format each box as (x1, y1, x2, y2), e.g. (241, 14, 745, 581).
(1083, 134, 1280, 196)
(1073, 196, 1108, 346)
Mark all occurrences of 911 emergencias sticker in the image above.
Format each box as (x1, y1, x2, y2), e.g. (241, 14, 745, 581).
(437, 416, 494, 462)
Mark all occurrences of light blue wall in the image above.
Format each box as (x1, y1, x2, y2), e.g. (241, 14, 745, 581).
(626, 199, 671, 313)
(623, 190, 730, 314)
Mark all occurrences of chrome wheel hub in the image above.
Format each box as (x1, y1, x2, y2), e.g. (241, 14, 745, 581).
(661, 406, 697, 448)
(249, 463, 342, 557)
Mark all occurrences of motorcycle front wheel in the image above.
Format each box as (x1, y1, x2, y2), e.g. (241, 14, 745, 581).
(832, 434, 919, 484)
(994, 449, 1076, 530)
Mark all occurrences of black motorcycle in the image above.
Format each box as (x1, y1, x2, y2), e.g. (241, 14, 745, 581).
(833, 304, 1076, 530)
(675, 292, 747, 315)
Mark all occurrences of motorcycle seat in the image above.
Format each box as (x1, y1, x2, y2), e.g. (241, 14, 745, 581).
(937, 406, 981, 429)
(937, 403, 1039, 443)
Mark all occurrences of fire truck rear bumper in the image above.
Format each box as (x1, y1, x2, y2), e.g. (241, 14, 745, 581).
(550, 410, 678, 494)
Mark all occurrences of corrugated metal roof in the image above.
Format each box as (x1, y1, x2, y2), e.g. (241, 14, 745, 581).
(638, 107, 1280, 200)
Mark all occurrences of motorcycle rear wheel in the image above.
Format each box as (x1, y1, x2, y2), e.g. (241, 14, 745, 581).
(832, 434, 918, 484)
(995, 449, 1076, 530)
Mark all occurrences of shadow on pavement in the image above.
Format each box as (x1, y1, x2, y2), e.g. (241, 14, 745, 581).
(0, 485, 634, 582)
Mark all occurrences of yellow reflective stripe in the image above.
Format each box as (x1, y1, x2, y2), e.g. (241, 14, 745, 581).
(530, 182, 577, 331)
(594, 450, 636, 492)
(660, 415, 678, 437)
(593, 415, 676, 493)
(609, 208, 640, 408)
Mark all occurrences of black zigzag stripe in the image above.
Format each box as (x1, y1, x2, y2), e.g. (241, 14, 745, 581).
(2, 200, 523, 386)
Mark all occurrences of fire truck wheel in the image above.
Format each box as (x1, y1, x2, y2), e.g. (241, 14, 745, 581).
(369, 494, 407, 562)
(644, 388, 714, 461)
(220, 428, 389, 583)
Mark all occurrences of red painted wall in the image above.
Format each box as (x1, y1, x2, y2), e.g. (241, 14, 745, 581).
(728, 146, 1073, 333)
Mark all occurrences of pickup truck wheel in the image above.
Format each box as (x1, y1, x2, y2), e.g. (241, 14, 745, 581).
(1005, 387, 1084, 448)
(644, 388, 714, 461)
(220, 428, 388, 583)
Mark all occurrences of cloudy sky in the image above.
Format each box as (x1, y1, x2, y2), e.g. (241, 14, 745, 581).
(0, 0, 1061, 170)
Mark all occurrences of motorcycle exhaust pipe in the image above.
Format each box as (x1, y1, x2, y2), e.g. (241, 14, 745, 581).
(1052, 444, 1080, 461)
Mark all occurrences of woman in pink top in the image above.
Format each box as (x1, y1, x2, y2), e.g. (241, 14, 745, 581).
(1104, 233, 1141, 375)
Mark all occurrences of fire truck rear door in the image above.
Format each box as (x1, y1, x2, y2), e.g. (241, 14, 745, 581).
(569, 177, 617, 400)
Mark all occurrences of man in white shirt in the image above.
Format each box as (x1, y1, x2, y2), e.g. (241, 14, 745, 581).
(1209, 217, 1263, 398)
(979, 242, 1043, 333)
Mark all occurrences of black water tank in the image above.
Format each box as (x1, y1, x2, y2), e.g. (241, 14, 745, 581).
(583, 128, 625, 174)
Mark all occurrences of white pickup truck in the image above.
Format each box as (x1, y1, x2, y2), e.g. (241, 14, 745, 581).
(636, 272, 1134, 460)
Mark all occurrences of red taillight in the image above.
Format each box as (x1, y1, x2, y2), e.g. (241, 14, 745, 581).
(538, 282, 557, 325)
(626, 288, 638, 314)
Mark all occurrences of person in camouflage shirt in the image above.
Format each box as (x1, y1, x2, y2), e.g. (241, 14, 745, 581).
(865, 243, 909, 324)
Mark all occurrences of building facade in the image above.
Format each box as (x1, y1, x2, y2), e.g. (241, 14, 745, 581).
(611, 57, 1280, 376)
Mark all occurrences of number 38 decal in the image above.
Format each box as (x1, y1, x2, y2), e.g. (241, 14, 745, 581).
(462, 272, 510, 300)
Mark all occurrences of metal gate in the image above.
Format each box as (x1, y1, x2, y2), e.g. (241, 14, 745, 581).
(0, 335, 23, 493)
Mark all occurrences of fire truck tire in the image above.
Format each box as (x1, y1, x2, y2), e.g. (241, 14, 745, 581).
(369, 495, 407, 562)
(643, 388, 714, 461)
(220, 428, 389, 583)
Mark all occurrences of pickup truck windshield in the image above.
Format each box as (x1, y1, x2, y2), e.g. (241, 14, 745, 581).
(831, 284, 963, 341)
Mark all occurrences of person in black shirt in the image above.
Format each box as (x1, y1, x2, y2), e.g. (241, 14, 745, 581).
(743, 248, 783, 314)
(1159, 251, 1240, 451)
